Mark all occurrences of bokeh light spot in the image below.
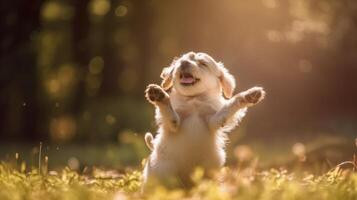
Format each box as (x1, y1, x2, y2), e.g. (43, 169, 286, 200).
(89, 0, 111, 16)
(89, 56, 104, 74)
(105, 114, 116, 125)
(118, 130, 136, 144)
(41, 2, 62, 21)
(234, 145, 254, 162)
(50, 116, 77, 142)
(47, 79, 61, 95)
(68, 157, 80, 170)
(115, 5, 128, 17)
(292, 142, 306, 162)
(41, 1, 73, 21)
(58, 64, 75, 86)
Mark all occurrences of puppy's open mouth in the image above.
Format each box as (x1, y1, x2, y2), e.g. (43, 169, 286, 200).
(179, 72, 200, 86)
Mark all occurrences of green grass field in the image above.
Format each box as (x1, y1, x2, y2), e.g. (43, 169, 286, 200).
(0, 159, 356, 200)
(0, 134, 356, 199)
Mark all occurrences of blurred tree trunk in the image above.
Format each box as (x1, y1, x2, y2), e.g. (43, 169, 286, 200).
(0, 0, 41, 141)
(131, 0, 153, 97)
(72, 0, 90, 113)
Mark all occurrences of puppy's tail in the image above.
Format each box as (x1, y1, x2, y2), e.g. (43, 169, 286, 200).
(144, 132, 154, 151)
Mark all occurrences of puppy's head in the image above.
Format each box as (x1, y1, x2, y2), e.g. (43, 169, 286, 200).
(160, 52, 236, 98)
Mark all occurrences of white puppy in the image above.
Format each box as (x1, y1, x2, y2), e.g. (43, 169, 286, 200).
(143, 52, 265, 189)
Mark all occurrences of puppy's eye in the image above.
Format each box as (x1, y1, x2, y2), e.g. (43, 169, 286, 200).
(198, 60, 208, 67)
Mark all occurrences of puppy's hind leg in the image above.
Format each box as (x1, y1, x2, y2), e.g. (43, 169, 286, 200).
(145, 84, 180, 132)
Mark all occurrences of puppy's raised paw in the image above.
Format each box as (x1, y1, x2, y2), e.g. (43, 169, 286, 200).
(145, 84, 168, 104)
(243, 87, 266, 105)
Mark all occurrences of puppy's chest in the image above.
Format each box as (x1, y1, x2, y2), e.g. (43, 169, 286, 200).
(174, 101, 217, 130)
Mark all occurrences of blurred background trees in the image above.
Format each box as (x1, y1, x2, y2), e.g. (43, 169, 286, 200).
(0, 0, 356, 147)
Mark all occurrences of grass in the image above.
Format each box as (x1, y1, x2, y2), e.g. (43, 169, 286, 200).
(0, 134, 356, 199)
(0, 160, 356, 200)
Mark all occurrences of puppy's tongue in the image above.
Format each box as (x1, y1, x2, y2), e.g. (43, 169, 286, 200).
(180, 77, 195, 84)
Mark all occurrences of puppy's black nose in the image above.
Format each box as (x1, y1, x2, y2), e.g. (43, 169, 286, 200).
(180, 60, 191, 71)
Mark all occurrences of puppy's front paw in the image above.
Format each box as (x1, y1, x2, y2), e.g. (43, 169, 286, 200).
(242, 87, 266, 105)
(145, 84, 168, 104)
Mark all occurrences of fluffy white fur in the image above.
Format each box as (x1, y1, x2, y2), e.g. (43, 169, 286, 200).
(143, 52, 265, 189)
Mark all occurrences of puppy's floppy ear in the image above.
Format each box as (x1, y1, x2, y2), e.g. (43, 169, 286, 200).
(160, 66, 173, 90)
(160, 57, 177, 90)
(218, 62, 236, 98)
